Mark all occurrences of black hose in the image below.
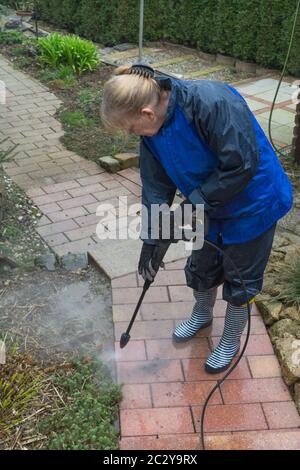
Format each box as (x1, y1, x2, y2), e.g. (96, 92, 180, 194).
(268, 0, 300, 159)
(199, 239, 252, 451)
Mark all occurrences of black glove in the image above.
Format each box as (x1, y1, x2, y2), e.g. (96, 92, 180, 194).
(138, 243, 157, 282)
(138, 241, 173, 282)
(158, 199, 209, 242)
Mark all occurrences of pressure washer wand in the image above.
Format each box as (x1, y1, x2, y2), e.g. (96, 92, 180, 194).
(119, 278, 151, 349)
(119, 241, 171, 349)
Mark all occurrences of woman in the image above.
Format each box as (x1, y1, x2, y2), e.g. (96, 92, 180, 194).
(101, 64, 292, 374)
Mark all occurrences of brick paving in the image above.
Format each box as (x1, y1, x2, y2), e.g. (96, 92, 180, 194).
(114, 271, 300, 450)
(1, 54, 300, 449)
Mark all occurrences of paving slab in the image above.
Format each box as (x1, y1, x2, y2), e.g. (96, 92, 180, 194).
(89, 238, 188, 279)
(258, 108, 295, 126)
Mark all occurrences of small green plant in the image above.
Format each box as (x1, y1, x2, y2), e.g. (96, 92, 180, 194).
(276, 257, 300, 307)
(1, 223, 22, 240)
(38, 33, 100, 75)
(12, 46, 24, 56)
(79, 90, 94, 104)
(54, 65, 75, 80)
(15, 57, 32, 69)
(38, 358, 122, 450)
(0, 30, 23, 45)
(39, 65, 77, 87)
(62, 75, 77, 87)
(38, 68, 57, 82)
(110, 143, 119, 157)
(18, 37, 40, 57)
(60, 111, 95, 128)
(0, 138, 19, 164)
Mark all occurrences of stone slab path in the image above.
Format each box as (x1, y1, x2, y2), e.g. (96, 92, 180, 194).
(1, 54, 300, 449)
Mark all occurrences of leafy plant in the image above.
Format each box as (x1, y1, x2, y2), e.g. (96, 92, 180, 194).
(37, 33, 64, 68)
(38, 33, 100, 75)
(0, 30, 23, 45)
(38, 357, 122, 450)
(276, 257, 300, 307)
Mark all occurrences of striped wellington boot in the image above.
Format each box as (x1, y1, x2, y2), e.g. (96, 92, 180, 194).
(205, 302, 250, 374)
(172, 287, 217, 342)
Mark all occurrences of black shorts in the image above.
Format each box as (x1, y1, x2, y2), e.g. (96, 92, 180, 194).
(184, 223, 276, 306)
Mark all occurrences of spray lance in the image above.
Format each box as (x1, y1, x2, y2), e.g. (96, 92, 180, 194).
(120, 200, 198, 349)
(119, 240, 171, 349)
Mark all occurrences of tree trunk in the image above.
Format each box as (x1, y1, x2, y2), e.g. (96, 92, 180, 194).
(292, 89, 300, 165)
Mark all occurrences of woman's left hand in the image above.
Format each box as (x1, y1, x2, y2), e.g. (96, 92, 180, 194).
(158, 199, 209, 242)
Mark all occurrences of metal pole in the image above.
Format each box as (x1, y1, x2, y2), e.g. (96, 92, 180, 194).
(34, 0, 39, 38)
(138, 0, 144, 63)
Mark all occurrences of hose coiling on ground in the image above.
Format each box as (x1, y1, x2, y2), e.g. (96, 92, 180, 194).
(199, 239, 252, 451)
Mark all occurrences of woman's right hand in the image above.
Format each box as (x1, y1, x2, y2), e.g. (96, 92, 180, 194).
(138, 243, 157, 282)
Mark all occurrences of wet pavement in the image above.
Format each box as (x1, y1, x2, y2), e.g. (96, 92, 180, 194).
(0, 265, 116, 377)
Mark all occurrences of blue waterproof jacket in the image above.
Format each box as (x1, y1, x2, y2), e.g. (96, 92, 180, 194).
(140, 77, 293, 245)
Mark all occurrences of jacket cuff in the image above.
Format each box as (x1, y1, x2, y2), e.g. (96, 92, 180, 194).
(188, 188, 214, 213)
(139, 235, 157, 245)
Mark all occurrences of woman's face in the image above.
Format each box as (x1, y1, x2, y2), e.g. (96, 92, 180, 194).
(123, 91, 170, 137)
(124, 109, 164, 137)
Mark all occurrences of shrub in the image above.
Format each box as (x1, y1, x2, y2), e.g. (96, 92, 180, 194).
(36, 0, 300, 76)
(38, 33, 100, 75)
(233, 0, 260, 61)
(75, 0, 121, 45)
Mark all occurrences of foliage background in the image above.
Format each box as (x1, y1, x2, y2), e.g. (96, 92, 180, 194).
(13, 0, 297, 76)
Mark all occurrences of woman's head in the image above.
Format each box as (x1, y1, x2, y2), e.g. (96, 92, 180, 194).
(101, 65, 170, 136)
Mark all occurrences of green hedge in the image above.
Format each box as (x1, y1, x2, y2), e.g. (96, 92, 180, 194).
(33, 0, 300, 76)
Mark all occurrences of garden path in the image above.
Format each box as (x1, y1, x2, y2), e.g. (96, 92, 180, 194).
(1, 54, 300, 449)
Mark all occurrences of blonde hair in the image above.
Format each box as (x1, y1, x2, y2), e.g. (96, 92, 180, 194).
(100, 65, 161, 131)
